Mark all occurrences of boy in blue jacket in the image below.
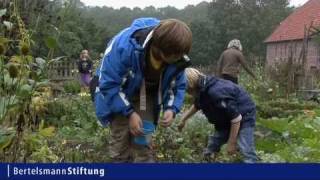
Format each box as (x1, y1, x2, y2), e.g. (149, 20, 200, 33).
(179, 68, 258, 163)
(94, 18, 192, 162)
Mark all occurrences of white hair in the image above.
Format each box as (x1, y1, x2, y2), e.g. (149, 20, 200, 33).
(227, 39, 243, 51)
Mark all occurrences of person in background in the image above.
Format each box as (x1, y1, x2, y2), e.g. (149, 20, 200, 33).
(77, 49, 93, 89)
(217, 39, 256, 84)
(179, 68, 259, 163)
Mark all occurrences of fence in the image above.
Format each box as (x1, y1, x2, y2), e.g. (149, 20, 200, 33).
(47, 58, 79, 82)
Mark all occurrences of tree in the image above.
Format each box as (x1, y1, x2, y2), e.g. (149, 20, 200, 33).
(2, 0, 293, 66)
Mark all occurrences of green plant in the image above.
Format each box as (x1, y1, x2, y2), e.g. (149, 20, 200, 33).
(63, 80, 81, 94)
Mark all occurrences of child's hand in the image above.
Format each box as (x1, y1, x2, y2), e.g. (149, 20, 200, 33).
(178, 121, 186, 132)
(128, 112, 143, 136)
(160, 110, 174, 127)
(227, 142, 237, 155)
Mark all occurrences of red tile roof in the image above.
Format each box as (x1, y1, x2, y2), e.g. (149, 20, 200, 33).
(265, 0, 320, 43)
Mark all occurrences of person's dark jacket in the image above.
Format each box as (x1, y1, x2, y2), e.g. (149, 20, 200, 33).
(77, 59, 92, 74)
(195, 76, 256, 130)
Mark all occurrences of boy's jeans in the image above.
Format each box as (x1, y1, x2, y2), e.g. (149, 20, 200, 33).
(204, 126, 259, 163)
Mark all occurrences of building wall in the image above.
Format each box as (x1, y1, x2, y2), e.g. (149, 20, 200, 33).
(307, 40, 320, 69)
(266, 40, 320, 70)
(266, 39, 320, 89)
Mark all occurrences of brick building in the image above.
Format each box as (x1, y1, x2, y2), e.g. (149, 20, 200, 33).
(265, 0, 320, 89)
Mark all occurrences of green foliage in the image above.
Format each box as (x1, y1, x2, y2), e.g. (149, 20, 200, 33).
(0, 2, 73, 162)
(63, 80, 81, 94)
(315, 34, 320, 46)
(257, 112, 320, 162)
(0, 9, 6, 17)
(256, 99, 316, 118)
(58, 31, 83, 57)
(187, 0, 293, 65)
(45, 36, 58, 49)
(2, 0, 320, 164)
(45, 95, 110, 162)
(12, 0, 109, 59)
(154, 113, 214, 162)
(2, 82, 320, 163)
(39, 126, 56, 137)
(0, 127, 15, 151)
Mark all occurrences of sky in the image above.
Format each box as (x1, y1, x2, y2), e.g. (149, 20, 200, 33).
(80, 0, 309, 9)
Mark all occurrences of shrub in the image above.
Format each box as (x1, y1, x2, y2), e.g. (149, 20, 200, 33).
(63, 80, 81, 94)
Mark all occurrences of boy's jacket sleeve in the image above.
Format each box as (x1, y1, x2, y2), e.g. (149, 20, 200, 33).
(98, 36, 134, 117)
(164, 70, 187, 114)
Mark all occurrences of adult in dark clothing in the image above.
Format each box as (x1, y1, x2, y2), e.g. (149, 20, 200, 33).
(217, 39, 256, 84)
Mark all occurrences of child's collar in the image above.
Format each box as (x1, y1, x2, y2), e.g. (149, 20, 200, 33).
(198, 75, 207, 91)
(199, 75, 218, 92)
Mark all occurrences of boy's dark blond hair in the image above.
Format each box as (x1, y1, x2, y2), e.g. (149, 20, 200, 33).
(152, 19, 192, 58)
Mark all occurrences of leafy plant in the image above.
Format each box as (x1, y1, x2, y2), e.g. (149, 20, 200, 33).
(63, 80, 81, 94)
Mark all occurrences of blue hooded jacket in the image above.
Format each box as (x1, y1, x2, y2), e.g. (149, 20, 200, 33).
(94, 18, 187, 126)
(195, 76, 256, 130)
